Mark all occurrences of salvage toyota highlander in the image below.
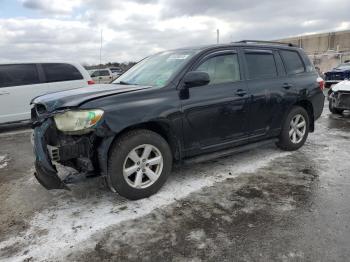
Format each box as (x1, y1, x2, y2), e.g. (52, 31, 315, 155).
(31, 41, 325, 200)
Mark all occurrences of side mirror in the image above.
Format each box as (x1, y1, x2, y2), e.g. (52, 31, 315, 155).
(183, 71, 210, 88)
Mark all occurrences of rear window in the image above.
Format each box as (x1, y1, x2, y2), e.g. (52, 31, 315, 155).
(245, 51, 277, 79)
(0, 64, 40, 88)
(280, 50, 305, 74)
(300, 52, 315, 72)
(42, 63, 83, 83)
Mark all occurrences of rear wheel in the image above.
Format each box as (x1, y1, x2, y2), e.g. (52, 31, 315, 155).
(276, 106, 309, 151)
(108, 129, 172, 200)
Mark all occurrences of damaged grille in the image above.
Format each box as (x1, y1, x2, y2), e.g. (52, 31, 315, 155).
(338, 93, 350, 108)
(48, 136, 94, 162)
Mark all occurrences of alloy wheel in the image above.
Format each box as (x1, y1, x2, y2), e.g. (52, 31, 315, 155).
(123, 144, 163, 189)
(289, 114, 306, 144)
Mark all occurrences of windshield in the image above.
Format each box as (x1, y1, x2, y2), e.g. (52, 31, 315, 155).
(113, 50, 198, 88)
(335, 63, 350, 70)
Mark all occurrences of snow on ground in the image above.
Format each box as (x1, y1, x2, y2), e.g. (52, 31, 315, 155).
(0, 155, 9, 169)
(0, 147, 291, 262)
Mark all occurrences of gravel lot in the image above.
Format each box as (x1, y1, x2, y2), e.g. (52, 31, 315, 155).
(1, 100, 350, 262)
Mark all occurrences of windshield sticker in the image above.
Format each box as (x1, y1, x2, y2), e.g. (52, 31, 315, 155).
(155, 78, 166, 87)
(167, 54, 190, 60)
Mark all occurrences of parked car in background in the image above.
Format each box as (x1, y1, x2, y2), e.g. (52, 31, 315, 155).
(109, 67, 123, 78)
(90, 68, 115, 84)
(0, 62, 94, 124)
(328, 80, 350, 114)
(31, 41, 325, 200)
(324, 62, 350, 88)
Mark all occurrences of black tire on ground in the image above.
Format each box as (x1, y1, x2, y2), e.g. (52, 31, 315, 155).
(108, 129, 172, 200)
(329, 99, 344, 115)
(276, 106, 310, 151)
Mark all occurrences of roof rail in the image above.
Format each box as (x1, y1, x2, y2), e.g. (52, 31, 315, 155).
(236, 40, 297, 47)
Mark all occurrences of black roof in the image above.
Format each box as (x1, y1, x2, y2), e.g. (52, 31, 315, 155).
(173, 40, 300, 52)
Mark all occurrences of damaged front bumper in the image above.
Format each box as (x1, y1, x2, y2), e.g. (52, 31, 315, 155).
(329, 91, 350, 110)
(33, 119, 68, 190)
(32, 117, 114, 190)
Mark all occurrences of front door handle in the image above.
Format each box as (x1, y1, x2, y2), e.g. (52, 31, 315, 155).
(282, 83, 292, 89)
(0, 91, 10, 96)
(235, 89, 247, 97)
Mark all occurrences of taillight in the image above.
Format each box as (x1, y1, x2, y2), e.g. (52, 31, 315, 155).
(87, 80, 95, 85)
(317, 77, 324, 90)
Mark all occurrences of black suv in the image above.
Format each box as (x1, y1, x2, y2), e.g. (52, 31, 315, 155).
(31, 41, 325, 200)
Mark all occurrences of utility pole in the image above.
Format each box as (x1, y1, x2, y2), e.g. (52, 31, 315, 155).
(99, 29, 103, 68)
(217, 29, 220, 44)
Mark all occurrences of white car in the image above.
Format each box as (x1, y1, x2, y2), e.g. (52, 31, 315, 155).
(90, 68, 115, 84)
(328, 80, 350, 114)
(109, 67, 123, 78)
(0, 62, 94, 124)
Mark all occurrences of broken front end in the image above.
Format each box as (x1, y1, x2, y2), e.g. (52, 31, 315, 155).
(31, 105, 114, 190)
(329, 91, 350, 110)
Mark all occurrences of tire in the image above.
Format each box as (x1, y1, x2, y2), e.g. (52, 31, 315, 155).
(329, 99, 344, 115)
(276, 106, 309, 151)
(108, 129, 172, 200)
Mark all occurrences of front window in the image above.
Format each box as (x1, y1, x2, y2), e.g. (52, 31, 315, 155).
(196, 54, 241, 85)
(113, 50, 198, 88)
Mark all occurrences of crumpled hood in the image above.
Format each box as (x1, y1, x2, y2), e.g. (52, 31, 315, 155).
(31, 84, 150, 112)
(332, 80, 350, 92)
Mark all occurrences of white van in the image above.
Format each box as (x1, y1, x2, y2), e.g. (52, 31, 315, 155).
(0, 62, 94, 124)
(90, 68, 115, 84)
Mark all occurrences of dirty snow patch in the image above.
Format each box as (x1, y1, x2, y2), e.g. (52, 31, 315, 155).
(0, 155, 9, 169)
(0, 147, 291, 262)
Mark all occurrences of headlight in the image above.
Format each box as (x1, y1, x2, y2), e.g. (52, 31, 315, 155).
(54, 109, 104, 133)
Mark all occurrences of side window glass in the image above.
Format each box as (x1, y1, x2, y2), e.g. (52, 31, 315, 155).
(280, 50, 305, 74)
(43, 63, 83, 83)
(0, 64, 40, 88)
(196, 53, 240, 85)
(245, 52, 278, 79)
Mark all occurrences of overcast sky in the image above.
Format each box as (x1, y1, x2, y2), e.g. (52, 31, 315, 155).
(0, 0, 349, 64)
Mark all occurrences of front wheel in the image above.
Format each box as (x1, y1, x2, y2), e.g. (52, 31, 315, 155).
(276, 106, 309, 151)
(108, 129, 172, 200)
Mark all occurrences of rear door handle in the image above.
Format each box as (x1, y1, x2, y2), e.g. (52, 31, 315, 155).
(282, 83, 292, 89)
(235, 89, 247, 97)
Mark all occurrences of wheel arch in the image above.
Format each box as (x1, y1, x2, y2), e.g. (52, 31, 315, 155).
(293, 100, 315, 132)
(108, 120, 182, 162)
